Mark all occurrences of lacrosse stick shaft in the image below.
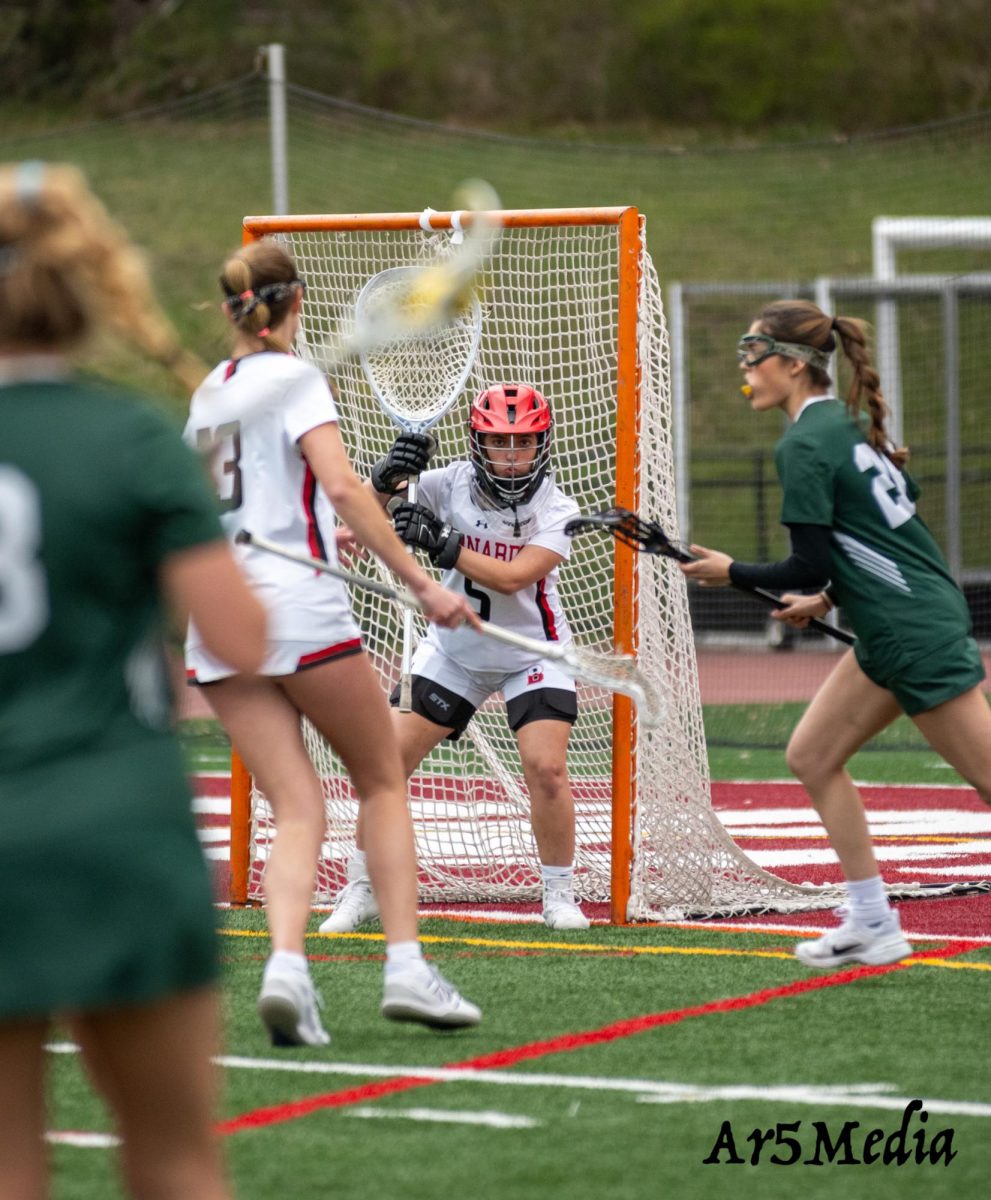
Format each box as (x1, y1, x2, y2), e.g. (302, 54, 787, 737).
(235, 530, 661, 724)
(397, 477, 418, 712)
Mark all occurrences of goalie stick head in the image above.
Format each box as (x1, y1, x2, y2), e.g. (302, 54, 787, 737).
(469, 383, 553, 506)
(564, 508, 694, 563)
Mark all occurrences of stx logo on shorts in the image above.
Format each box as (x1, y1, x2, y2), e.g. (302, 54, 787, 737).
(527, 668, 544, 685)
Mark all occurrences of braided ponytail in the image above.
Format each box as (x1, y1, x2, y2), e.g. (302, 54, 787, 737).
(831, 315, 908, 468)
(754, 300, 908, 468)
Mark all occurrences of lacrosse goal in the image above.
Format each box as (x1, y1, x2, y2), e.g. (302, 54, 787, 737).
(228, 205, 836, 920)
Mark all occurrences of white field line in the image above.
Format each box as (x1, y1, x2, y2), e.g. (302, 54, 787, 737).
(42, 1045, 991, 1149)
(347, 1106, 539, 1128)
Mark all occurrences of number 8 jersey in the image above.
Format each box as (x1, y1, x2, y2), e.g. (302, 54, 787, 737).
(775, 396, 971, 676)
(415, 462, 579, 674)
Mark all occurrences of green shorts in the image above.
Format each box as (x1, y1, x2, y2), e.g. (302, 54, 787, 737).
(855, 634, 986, 716)
(0, 741, 219, 1019)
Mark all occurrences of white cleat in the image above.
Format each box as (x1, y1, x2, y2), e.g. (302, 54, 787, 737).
(257, 965, 331, 1047)
(319, 878, 379, 934)
(794, 910, 912, 969)
(542, 887, 591, 931)
(381, 962, 482, 1029)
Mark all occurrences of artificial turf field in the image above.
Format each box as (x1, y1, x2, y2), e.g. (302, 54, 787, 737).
(47, 779, 991, 1199)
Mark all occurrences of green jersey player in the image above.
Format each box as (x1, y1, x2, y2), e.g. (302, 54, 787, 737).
(681, 299, 991, 971)
(0, 161, 265, 1200)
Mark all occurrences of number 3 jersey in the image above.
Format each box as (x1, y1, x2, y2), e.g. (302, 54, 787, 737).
(183, 353, 356, 654)
(775, 397, 971, 675)
(415, 462, 580, 673)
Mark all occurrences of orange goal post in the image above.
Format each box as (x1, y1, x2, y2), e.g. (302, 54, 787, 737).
(227, 204, 811, 922)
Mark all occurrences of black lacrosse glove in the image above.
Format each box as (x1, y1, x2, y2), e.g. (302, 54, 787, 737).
(370, 433, 436, 496)
(392, 501, 462, 569)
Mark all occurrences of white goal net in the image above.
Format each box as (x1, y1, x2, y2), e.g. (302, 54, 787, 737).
(236, 206, 843, 919)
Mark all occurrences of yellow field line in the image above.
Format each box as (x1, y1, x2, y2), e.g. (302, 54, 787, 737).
(219, 927, 991, 969)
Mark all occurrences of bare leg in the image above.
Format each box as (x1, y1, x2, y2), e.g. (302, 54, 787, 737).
(0, 1017, 48, 1200)
(912, 686, 991, 802)
(73, 987, 229, 1200)
(206, 676, 324, 954)
(785, 650, 902, 881)
(352, 708, 452, 854)
(283, 658, 442, 946)
(515, 719, 575, 866)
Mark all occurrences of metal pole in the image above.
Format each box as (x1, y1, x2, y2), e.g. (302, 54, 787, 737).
(943, 282, 962, 578)
(668, 282, 690, 541)
(265, 43, 289, 215)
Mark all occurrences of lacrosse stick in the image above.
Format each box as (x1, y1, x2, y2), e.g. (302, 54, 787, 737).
(193, 179, 499, 459)
(356, 186, 495, 709)
(565, 507, 855, 646)
(235, 529, 663, 728)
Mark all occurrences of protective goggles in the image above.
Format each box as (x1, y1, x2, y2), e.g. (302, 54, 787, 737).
(736, 333, 830, 372)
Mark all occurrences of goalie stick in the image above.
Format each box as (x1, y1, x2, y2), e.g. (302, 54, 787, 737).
(196, 179, 499, 458)
(235, 529, 663, 728)
(564, 507, 855, 646)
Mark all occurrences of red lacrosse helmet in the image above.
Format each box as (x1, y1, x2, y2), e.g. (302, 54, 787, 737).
(469, 384, 553, 506)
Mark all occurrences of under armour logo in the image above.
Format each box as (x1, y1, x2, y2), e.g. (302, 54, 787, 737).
(475, 519, 488, 528)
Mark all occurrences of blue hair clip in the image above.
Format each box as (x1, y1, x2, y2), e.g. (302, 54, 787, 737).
(15, 160, 46, 202)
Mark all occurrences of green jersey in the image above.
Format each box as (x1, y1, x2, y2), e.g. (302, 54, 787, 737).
(775, 397, 970, 677)
(0, 377, 223, 786)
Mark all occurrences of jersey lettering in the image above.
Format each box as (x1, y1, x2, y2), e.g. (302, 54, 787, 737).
(0, 466, 50, 652)
(195, 422, 244, 512)
(463, 576, 492, 622)
(460, 535, 522, 561)
(853, 443, 916, 529)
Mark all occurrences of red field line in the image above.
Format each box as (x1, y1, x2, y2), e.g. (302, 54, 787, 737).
(215, 939, 981, 1137)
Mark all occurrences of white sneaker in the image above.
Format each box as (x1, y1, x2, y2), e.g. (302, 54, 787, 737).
(381, 962, 482, 1029)
(257, 964, 331, 1047)
(794, 909, 912, 969)
(542, 886, 590, 931)
(319, 878, 379, 933)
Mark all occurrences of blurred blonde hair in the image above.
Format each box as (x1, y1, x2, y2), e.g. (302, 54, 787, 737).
(0, 161, 207, 392)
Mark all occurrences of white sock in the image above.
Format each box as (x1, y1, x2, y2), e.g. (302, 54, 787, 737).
(347, 850, 369, 883)
(541, 864, 574, 891)
(846, 876, 893, 926)
(384, 940, 424, 977)
(267, 950, 308, 976)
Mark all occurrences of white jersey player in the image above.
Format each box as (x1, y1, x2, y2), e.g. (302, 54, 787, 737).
(184, 238, 481, 1046)
(185, 352, 361, 680)
(322, 384, 590, 933)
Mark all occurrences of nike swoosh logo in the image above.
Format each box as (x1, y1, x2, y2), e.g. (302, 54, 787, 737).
(829, 942, 864, 955)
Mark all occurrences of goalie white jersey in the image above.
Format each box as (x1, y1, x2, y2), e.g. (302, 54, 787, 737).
(183, 352, 356, 651)
(415, 462, 579, 673)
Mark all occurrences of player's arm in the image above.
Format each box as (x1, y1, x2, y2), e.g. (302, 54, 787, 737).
(456, 542, 564, 595)
(298, 423, 479, 630)
(391, 499, 564, 594)
(162, 540, 267, 674)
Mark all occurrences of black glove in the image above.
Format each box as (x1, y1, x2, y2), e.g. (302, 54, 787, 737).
(370, 433, 436, 496)
(392, 501, 462, 569)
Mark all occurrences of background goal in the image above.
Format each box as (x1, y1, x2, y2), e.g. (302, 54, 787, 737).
(230, 205, 839, 920)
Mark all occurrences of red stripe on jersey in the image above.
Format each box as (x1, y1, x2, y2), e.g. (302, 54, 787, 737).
(301, 464, 328, 562)
(223, 360, 237, 381)
(535, 578, 558, 641)
(297, 638, 362, 669)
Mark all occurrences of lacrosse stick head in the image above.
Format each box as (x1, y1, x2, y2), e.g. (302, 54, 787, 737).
(469, 383, 553, 506)
(356, 265, 483, 435)
(564, 645, 664, 730)
(564, 508, 692, 562)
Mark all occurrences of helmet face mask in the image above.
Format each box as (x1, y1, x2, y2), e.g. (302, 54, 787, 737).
(469, 384, 552, 507)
